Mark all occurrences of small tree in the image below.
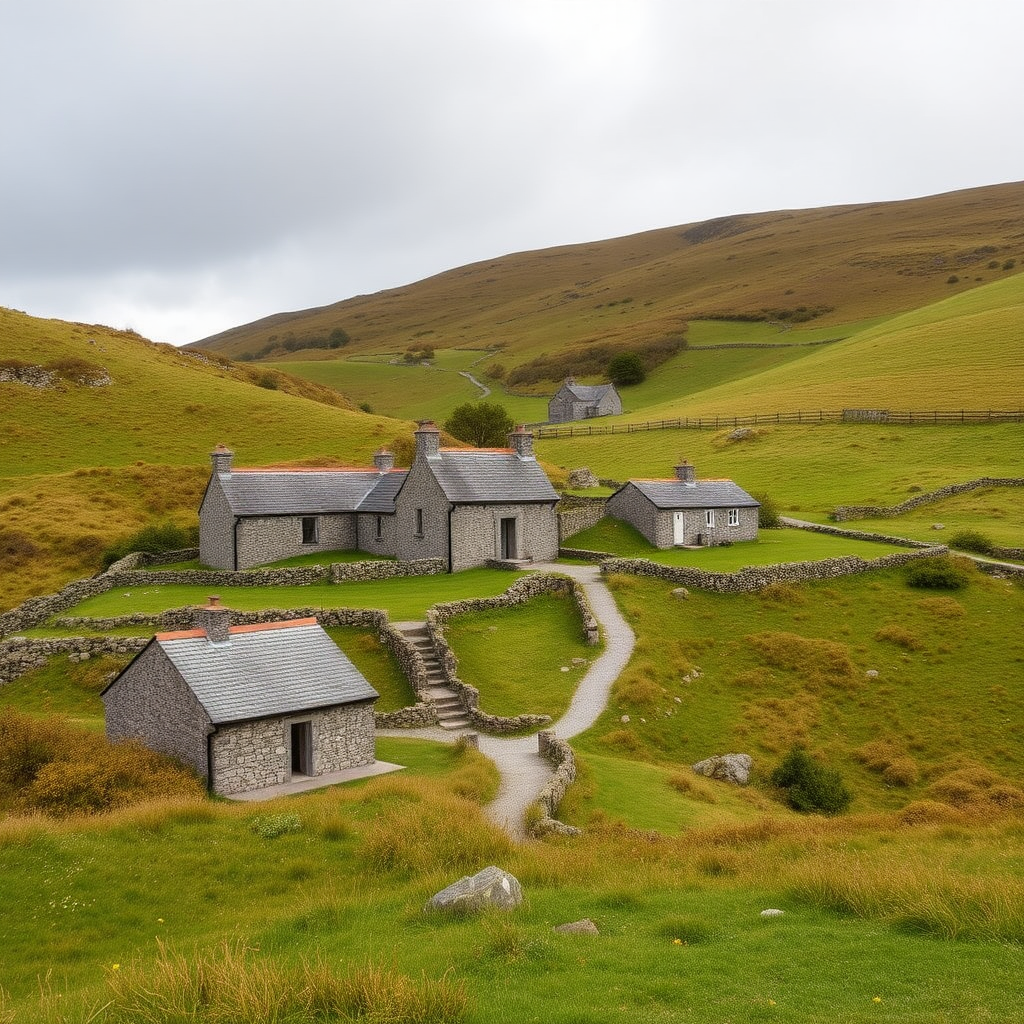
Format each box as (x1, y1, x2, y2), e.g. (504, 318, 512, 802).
(750, 491, 782, 529)
(607, 352, 646, 386)
(443, 402, 516, 448)
(771, 746, 851, 814)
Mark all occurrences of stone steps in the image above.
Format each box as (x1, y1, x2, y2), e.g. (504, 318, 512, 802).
(397, 622, 469, 731)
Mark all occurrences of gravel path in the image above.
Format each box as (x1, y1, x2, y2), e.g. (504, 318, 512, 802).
(378, 563, 634, 840)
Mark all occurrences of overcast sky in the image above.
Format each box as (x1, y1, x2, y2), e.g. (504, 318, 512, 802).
(2, 0, 1021, 346)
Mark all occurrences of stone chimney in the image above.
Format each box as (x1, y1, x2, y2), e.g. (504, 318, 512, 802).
(675, 460, 696, 484)
(508, 424, 534, 459)
(210, 444, 233, 475)
(193, 595, 231, 643)
(373, 447, 395, 473)
(414, 420, 441, 460)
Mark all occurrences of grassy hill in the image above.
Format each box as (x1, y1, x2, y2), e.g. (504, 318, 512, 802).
(0, 307, 414, 609)
(191, 183, 1024, 390)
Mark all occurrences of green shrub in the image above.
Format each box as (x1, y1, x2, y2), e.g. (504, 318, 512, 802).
(770, 746, 852, 814)
(250, 813, 303, 839)
(607, 352, 646, 386)
(750, 491, 782, 528)
(102, 521, 199, 568)
(905, 555, 973, 590)
(947, 529, 994, 555)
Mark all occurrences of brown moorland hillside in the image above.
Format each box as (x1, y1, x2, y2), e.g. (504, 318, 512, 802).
(191, 182, 1024, 380)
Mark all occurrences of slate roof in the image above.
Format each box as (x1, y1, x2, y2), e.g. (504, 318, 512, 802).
(218, 469, 407, 516)
(563, 382, 616, 403)
(154, 619, 378, 724)
(627, 479, 760, 510)
(428, 449, 559, 503)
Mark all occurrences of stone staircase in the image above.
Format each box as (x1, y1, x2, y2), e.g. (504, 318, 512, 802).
(397, 623, 470, 730)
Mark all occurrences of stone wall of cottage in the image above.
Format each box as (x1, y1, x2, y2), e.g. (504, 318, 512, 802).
(450, 502, 559, 570)
(355, 511, 399, 558)
(209, 701, 376, 796)
(103, 644, 213, 781)
(393, 460, 451, 564)
(832, 477, 1024, 521)
(606, 486, 758, 548)
(235, 512, 357, 570)
(199, 475, 235, 569)
(606, 484, 664, 546)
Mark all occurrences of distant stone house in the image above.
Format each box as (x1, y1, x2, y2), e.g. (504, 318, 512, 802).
(606, 461, 760, 548)
(102, 599, 378, 796)
(547, 378, 622, 423)
(199, 422, 559, 571)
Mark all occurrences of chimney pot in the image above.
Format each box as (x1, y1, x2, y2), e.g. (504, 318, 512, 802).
(414, 420, 441, 460)
(508, 425, 534, 459)
(193, 597, 231, 643)
(675, 460, 696, 484)
(373, 447, 395, 473)
(210, 444, 234, 475)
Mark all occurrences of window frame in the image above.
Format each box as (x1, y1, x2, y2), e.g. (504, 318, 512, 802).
(301, 516, 319, 545)
(705, 509, 715, 529)
(728, 508, 740, 527)
(414, 508, 424, 537)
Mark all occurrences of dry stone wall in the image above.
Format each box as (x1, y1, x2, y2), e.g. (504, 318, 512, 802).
(0, 635, 147, 684)
(558, 500, 609, 541)
(832, 478, 1024, 521)
(600, 546, 949, 592)
(532, 730, 580, 836)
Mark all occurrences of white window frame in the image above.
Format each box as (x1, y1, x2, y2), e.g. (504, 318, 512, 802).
(728, 508, 740, 527)
(705, 509, 715, 529)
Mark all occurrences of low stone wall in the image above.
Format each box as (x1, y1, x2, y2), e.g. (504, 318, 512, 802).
(0, 554, 448, 638)
(832, 478, 1024, 521)
(558, 500, 608, 542)
(0, 635, 148, 684)
(600, 546, 949, 592)
(992, 547, 1024, 560)
(375, 704, 439, 728)
(779, 518, 940, 548)
(558, 547, 616, 562)
(532, 730, 580, 837)
(423, 574, 599, 734)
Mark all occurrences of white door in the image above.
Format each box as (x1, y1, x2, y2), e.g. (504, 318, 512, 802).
(673, 510, 686, 545)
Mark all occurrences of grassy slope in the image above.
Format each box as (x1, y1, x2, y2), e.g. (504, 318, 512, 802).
(0, 308, 414, 610)
(625, 274, 1024, 417)
(192, 183, 1024, 380)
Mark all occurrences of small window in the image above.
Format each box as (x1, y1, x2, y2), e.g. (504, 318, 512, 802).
(705, 509, 715, 529)
(301, 516, 319, 544)
(728, 508, 739, 527)
(414, 508, 424, 537)
(375, 515, 383, 541)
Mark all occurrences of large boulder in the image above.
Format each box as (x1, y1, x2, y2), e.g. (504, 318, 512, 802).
(425, 866, 523, 914)
(692, 753, 753, 786)
(567, 467, 599, 489)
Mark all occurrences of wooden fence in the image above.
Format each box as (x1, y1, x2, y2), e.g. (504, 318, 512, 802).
(533, 409, 1024, 439)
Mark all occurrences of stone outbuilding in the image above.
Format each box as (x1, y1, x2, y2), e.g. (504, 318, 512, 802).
(198, 423, 559, 571)
(606, 461, 760, 548)
(101, 599, 378, 796)
(547, 378, 622, 423)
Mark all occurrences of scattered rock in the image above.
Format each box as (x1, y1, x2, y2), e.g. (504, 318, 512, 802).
(571, 657, 587, 666)
(567, 467, 599, 489)
(728, 427, 754, 441)
(553, 918, 599, 936)
(692, 753, 753, 785)
(866, 669, 879, 678)
(760, 909, 785, 918)
(560, 666, 570, 672)
(533, 817, 582, 838)
(931, 523, 945, 530)
(673, 696, 682, 704)
(671, 587, 690, 600)
(425, 866, 523, 914)
(620, 714, 630, 723)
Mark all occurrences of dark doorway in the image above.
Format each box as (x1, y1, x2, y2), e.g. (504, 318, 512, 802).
(290, 721, 313, 777)
(499, 517, 517, 559)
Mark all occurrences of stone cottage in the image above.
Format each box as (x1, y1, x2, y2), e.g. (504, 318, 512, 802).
(199, 423, 559, 571)
(547, 378, 622, 423)
(606, 461, 760, 548)
(102, 598, 379, 796)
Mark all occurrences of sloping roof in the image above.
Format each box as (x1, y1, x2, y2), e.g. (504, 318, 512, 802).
(218, 469, 406, 516)
(563, 382, 616, 403)
(154, 619, 378, 724)
(428, 449, 559, 503)
(356, 471, 407, 513)
(628, 479, 760, 510)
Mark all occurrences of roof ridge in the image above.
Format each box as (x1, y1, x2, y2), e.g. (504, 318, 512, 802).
(156, 617, 318, 642)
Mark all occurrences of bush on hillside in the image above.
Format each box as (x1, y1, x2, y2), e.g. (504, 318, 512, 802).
(947, 529, 994, 556)
(607, 352, 646, 386)
(101, 521, 199, 569)
(905, 555, 974, 590)
(770, 746, 852, 814)
(0, 708, 202, 816)
(750, 491, 782, 529)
